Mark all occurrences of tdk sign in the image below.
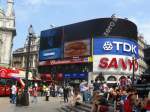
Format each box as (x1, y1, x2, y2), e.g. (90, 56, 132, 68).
(93, 37, 139, 58)
(103, 41, 137, 54)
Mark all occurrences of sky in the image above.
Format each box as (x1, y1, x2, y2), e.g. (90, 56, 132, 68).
(1, 0, 150, 50)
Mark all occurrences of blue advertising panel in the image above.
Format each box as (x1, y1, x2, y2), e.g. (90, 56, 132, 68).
(93, 37, 139, 58)
(39, 27, 63, 60)
(64, 73, 88, 79)
(39, 48, 61, 60)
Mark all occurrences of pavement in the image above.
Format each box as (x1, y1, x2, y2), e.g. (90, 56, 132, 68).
(0, 96, 64, 112)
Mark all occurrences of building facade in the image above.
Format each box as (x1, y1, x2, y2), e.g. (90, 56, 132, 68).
(38, 17, 141, 84)
(0, 0, 16, 67)
(12, 36, 39, 76)
(138, 35, 147, 75)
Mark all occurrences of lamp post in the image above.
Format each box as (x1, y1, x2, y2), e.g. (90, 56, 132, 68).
(132, 54, 135, 85)
(22, 25, 33, 106)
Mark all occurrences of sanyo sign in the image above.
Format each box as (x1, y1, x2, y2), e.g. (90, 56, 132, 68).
(93, 37, 139, 58)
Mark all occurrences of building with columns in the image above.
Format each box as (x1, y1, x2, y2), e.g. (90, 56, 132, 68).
(0, 0, 16, 67)
(12, 35, 40, 76)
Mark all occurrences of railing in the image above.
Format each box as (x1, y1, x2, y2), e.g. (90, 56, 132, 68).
(133, 84, 150, 90)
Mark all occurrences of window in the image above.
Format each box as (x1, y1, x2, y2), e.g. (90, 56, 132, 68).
(95, 75, 105, 81)
(107, 76, 117, 81)
(0, 79, 6, 85)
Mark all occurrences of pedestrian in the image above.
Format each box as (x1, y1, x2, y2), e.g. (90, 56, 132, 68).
(58, 86, 63, 97)
(16, 87, 23, 106)
(79, 80, 88, 102)
(31, 85, 38, 103)
(89, 80, 94, 96)
(126, 76, 132, 87)
(93, 79, 100, 91)
(63, 85, 69, 103)
(69, 89, 82, 107)
(11, 84, 17, 104)
(45, 86, 50, 101)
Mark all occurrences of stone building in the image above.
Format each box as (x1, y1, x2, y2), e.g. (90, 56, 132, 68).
(138, 35, 148, 75)
(12, 35, 40, 76)
(0, 0, 16, 67)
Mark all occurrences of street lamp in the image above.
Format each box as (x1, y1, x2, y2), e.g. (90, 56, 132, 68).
(132, 54, 135, 85)
(22, 25, 34, 106)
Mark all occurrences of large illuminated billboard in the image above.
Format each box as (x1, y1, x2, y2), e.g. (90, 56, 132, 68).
(93, 37, 139, 75)
(64, 39, 91, 58)
(39, 28, 62, 61)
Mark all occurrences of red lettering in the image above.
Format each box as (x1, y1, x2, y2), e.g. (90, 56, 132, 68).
(99, 57, 138, 72)
(128, 59, 133, 70)
(128, 59, 138, 71)
(108, 58, 118, 69)
(119, 58, 127, 70)
(99, 57, 108, 68)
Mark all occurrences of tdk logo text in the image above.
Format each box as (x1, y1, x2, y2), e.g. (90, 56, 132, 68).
(103, 41, 137, 54)
(93, 37, 139, 58)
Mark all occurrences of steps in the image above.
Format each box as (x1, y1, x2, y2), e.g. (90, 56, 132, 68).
(60, 103, 91, 112)
(60, 102, 114, 112)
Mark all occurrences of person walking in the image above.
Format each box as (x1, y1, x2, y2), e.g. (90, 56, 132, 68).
(63, 85, 69, 103)
(11, 84, 17, 104)
(45, 86, 50, 101)
(31, 85, 38, 103)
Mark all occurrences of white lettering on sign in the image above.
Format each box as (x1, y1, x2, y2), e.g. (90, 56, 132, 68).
(103, 41, 137, 54)
(123, 42, 131, 52)
(112, 41, 123, 51)
(43, 52, 55, 56)
(103, 15, 118, 37)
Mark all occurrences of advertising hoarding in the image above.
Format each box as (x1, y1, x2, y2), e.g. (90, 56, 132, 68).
(64, 39, 91, 58)
(64, 73, 87, 79)
(93, 37, 139, 58)
(39, 28, 63, 60)
(39, 48, 61, 60)
(39, 57, 92, 66)
(93, 55, 139, 75)
(93, 37, 139, 75)
(64, 18, 137, 41)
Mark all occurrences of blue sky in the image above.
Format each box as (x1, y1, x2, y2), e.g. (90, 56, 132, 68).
(1, 0, 150, 50)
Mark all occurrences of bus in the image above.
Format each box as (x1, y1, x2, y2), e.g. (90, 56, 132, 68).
(0, 66, 25, 96)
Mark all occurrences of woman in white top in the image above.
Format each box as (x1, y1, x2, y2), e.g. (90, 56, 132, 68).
(69, 90, 82, 107)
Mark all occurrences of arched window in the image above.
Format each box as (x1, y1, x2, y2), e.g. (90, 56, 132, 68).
(107, 76, 117, 81)
(95, 75, 105, 82)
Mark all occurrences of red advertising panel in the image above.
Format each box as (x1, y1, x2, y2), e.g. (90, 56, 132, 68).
(39, 57, 90, 66)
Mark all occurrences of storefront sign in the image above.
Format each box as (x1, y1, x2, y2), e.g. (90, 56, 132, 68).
(93, 55, 139, 75)
(39, 57, 92, 66)
(93, 37, 139, 58)
(64, 73, 87, 79)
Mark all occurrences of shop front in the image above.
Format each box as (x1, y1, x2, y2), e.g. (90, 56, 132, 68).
(38, 57, 92, 83)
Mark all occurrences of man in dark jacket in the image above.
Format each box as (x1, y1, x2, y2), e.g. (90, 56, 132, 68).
(93, 79, 100, 91)
(63, 85, 69, 103)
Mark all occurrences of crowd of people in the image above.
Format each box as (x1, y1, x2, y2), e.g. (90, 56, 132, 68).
(9, 77, 150, 112)
(79, 77, 150, 112)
